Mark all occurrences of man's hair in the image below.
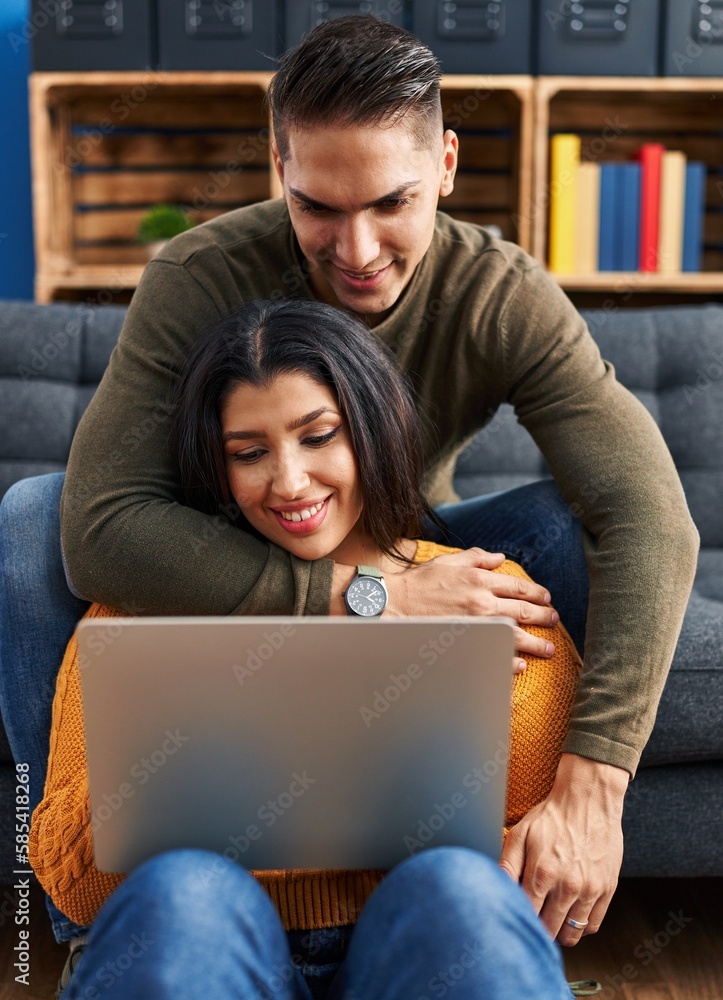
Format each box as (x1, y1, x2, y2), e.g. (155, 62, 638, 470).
(267, 15, 443, 160)
(171, 298, 440, 562)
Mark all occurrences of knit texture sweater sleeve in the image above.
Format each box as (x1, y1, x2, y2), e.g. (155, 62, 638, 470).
(29, 543, 581, 931)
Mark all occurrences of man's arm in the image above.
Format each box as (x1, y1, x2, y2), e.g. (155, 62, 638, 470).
(498, 264, 699, 776)
(62, 248, 567, 627)
(494, 262, 698, 941)
(61, 259, 334, 617)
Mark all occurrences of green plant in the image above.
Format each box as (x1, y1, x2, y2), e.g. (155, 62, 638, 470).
(135, 204, 194, 244)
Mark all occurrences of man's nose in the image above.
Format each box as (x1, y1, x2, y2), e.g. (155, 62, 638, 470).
(271, 455, 311, 500)
(335, 214, 380, 271)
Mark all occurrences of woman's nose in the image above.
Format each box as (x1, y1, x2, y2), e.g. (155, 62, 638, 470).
(271, 455, 311, 500)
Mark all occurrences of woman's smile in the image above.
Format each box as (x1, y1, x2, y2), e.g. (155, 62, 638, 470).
(270, 495, 332, 534)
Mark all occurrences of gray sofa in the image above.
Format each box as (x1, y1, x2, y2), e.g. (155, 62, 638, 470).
(0, 299, 721, 884)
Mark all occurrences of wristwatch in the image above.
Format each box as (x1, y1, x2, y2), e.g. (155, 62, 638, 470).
(343, 565, 388, 618)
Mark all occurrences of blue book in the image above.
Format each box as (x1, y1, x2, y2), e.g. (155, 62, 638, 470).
(683, 162, 706, 272)
(598, 164, 622, 270)
(619, 163, 641, 272)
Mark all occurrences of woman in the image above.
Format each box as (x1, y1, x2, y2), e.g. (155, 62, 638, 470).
(30, 299, 584, 1000)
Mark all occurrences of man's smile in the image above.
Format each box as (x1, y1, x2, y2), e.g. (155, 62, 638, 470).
(333, 262, 394, 292)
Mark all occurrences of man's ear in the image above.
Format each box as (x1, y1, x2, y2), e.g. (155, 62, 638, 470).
(439, 130, 459, 198)
(271, 139, 284, 186)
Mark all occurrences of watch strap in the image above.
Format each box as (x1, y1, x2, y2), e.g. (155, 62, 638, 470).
(357, 565, 383, 579)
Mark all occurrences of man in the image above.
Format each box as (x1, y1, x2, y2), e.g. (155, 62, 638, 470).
(1, 13, 697, 967)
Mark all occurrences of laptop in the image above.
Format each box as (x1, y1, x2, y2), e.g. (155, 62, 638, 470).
(77, 616, 514, 874)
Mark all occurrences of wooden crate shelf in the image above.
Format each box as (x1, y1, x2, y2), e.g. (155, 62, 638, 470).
(439, 75, 534, 250)
(30, 71, 275, 302)
(533, 77, 723, 292)
(29, 72, 723, 302)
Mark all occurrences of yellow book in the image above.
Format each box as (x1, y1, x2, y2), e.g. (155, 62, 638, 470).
(576, 161, 600, 274)
(548, 134, 580, 274)
(659, 150, 686, 274)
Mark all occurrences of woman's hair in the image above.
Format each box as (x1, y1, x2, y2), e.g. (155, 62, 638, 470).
(171, 298, 438, 561)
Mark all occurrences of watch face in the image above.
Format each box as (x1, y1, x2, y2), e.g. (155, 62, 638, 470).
(346, 577, 387, 617)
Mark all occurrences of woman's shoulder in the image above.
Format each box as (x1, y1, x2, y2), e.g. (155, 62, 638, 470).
(414, 539, 529, 580)
(413, 539, 460, 563)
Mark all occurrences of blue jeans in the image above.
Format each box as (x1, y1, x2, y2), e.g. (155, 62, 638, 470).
(63, 847, 574, 1000)
(0, 473, 589, 944)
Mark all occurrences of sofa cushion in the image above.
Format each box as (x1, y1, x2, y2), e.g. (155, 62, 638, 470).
(640, 587, 723, 766)
(621, 760, 723, 876)
(578, 305, 723, 549)
(0, 302, 126, 503)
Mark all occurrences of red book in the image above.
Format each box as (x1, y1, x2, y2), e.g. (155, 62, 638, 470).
(636, 143, 665, 272)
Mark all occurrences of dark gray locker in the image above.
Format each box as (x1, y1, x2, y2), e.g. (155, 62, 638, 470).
(662, 0, 723, 76)
(411, 1, 533, 74)
(284, 2, 405, 50)
(32, 0, 155, 70)
(536, 0, 661, 76)
(157, 0, 282, 70)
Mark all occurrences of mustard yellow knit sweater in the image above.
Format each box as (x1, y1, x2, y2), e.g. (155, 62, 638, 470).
(29, 541, 581, 932)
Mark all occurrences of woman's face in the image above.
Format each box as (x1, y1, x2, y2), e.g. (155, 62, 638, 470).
(220, 372, 364, 562)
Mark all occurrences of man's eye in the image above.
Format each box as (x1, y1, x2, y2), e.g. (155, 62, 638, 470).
(381, 197, 411, 210)
(298, 202, 324, 214)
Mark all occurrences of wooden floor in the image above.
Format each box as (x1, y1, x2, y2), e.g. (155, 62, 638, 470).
(0, 878, 721, 998)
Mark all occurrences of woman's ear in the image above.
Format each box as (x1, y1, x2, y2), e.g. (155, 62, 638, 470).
(439, 130, 459, 199)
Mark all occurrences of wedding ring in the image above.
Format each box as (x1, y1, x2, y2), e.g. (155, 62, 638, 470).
(566, 917, 589, 930)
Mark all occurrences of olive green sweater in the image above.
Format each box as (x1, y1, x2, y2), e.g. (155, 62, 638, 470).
(61, 200, 699, 778)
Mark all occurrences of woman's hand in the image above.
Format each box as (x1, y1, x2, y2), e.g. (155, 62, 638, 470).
(332, 547, 559, 671)
(499, 753, 628, 946)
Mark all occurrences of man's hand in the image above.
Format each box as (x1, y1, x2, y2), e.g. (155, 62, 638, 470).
(331, 547, 559, 671)
(499, 753, 628, 946)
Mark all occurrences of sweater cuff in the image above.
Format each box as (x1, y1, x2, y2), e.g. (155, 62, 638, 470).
(562, 729, 639, 780)
(229, 545, 335, 617)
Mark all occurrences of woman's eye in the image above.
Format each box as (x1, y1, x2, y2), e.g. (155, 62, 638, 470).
(231, 449, 264, 464)
(303, 428, 340, 447)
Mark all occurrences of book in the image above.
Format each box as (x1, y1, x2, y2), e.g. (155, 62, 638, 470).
(683, 162, 707, 273)
(637, 143, 665, 272)
(658, 150, 687, 274)
(619, 163, 641, 272)
(549, 134, 580, 274)
(576, 161, 600, 273)
(598, 164, 621, 271)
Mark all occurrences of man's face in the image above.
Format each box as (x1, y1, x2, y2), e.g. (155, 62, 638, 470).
(273, 122, 458, 324)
